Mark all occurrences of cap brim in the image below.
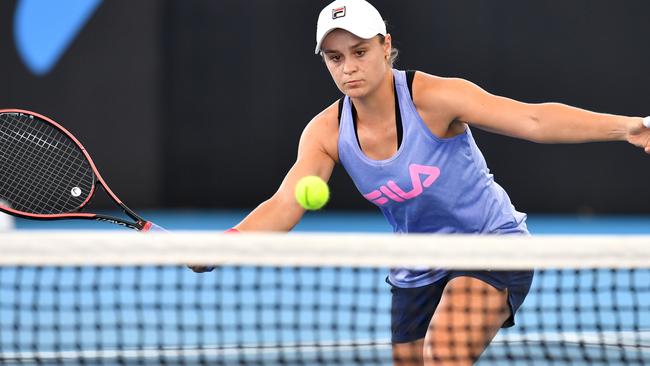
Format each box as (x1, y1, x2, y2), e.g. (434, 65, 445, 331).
(314, 24, 383, 54)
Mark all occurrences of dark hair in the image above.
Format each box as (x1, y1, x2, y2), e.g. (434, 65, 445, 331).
(378, 34, 398, 67)
(318, 33, 399, 66)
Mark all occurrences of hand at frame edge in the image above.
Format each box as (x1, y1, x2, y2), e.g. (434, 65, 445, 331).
(188, 228, 240, 273)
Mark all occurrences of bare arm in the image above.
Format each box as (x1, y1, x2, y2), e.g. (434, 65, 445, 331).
(416, 73, 650, 152)
(234, 111, 338, 231)
(189, 108, 338, 272)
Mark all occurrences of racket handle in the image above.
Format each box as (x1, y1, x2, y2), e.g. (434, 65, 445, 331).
(141, 221, 168, 232)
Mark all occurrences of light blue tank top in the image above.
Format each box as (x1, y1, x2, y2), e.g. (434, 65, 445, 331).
(338, 69, 528, 288)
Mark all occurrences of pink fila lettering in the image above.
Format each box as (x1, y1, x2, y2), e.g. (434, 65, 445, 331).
(363, 164, 440, 206)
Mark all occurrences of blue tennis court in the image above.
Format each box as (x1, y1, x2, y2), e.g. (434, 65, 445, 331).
(11, 210, 650, 234)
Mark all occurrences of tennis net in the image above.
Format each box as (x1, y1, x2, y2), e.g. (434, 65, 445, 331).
(1, 232, 649, 365)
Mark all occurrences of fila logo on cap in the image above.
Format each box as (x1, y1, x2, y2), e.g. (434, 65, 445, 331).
(332, 6, 346, 19)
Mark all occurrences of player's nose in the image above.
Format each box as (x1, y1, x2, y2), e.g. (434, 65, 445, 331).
(342, 59, 358, 75)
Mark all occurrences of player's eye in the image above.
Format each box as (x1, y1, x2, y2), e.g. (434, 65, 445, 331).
(355, 50, 366, 57)
(329, 55, 341, 62)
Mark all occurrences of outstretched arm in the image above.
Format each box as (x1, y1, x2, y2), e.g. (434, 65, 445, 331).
(189, 109, 338, 273)
(417, 73, 650, 153)
(234, 113, 337, 232)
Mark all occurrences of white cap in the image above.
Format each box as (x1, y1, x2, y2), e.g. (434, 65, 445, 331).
(315, 0, 387, 54)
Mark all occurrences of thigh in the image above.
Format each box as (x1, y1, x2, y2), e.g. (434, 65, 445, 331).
(448, 269, 534, 327)
(423, 276, 511, 366)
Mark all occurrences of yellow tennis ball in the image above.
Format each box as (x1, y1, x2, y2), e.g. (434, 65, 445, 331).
(295, 176, 330, 210)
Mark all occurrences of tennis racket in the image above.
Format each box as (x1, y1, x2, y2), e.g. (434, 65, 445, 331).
(0, 109, 165, 232)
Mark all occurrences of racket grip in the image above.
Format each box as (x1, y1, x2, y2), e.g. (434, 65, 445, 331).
(141, 221, 168, 232)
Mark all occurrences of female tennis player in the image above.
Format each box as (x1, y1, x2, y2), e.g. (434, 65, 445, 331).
(193, 1, 650, 364)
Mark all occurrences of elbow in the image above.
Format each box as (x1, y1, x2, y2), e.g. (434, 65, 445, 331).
(270, 192, 306, 225)
(272, 191, 303, 212)
(524, 104, 552, 143)
(526, 114, 545, 143)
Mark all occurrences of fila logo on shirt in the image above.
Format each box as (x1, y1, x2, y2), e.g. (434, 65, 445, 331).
(363, 164, 441, 206)
(332, 6, 346, 19)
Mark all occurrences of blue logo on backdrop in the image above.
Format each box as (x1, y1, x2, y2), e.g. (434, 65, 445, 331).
(14, 0, 102, 76)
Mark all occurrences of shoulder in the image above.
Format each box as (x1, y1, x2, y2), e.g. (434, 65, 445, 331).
(300, 99, 341, 162)
(309, 99, 341, 132)
(411, 71, 477, 107)
(410, 71, 486, 122)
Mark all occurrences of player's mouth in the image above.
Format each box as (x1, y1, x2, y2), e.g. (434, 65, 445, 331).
(345, 80, 363, 87)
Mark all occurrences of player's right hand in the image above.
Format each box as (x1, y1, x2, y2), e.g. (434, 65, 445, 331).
(188, 265, 215, 273)
(187, 228, 239, 273)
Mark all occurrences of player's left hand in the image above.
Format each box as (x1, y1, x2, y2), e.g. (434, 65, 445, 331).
(627, 117, 650, 154)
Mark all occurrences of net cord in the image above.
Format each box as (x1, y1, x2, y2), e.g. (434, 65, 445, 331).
(1, 232, 648, 269)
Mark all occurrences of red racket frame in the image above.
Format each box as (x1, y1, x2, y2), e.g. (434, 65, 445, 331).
(0, 109, 156, 231)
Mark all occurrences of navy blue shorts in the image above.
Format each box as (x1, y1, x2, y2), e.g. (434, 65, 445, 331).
(389, 270, 534, 343)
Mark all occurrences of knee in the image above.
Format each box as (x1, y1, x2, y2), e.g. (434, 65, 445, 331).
(422, 329, 481, 366)
(422, 339, 479, 366)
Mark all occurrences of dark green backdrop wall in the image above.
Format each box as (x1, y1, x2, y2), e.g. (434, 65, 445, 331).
(1, 1, 649, 213)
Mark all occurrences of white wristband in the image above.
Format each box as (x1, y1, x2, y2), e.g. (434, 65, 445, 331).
(644, 116, 650, 128)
